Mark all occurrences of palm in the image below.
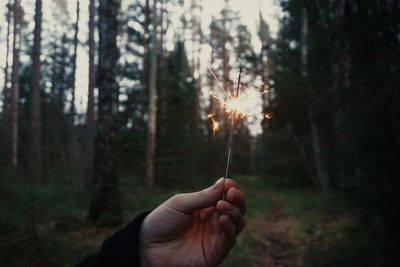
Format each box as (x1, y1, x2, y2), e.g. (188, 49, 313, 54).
(141, 205, 227, 267)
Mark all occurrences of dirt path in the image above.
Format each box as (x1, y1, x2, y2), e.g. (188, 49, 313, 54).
(247, 194, 305, 267)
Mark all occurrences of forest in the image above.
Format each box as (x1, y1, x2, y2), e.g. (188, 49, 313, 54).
(0, 0, 399, 266)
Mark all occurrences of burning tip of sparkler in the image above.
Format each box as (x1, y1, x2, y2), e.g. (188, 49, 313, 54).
(264, 113, 272, 119)
(207, 67, 273, 136)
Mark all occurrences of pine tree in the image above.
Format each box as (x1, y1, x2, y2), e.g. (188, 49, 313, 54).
(70, 0, 80, 117)
(1, 0, 12, 165)
(157, 41, 197, 185)
(29, 0, 43, 181)
(88, 0, 121, 226)
(8, 0, 22, 167)
(146, 0, 159, 186)
(83, 0, 96, 189)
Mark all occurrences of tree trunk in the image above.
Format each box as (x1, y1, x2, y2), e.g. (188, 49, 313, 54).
(142, 0, 149, 85)
(9, 0, 21, 167)
(146, 0, 159, 186)
(220, 0, 231, 95)
(83, 0, 96, 190)
(1, 0, 12, 163)
(88, 0, 121, 226)
(222, 11, 231, 95)
(29, 0, 43, 181)
(70, 0, 80, 116)
(2, 0, 12, 106)
(191, 0, 202, 135)
(301, 8, 329, 192)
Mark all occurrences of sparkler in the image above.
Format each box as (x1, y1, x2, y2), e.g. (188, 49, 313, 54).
(207, 66, 272, 179)
(224, 68, 242, 178)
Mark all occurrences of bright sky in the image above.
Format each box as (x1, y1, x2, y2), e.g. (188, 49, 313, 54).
(0, 0, 282, 134)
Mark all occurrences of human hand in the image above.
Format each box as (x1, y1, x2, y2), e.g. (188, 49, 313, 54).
(139, 178, 246, 267)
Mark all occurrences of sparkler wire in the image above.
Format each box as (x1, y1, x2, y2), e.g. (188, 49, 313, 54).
(224, 68, 242, 178)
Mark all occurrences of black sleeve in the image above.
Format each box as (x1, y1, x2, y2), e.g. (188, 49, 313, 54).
(76, 211, 152, 267)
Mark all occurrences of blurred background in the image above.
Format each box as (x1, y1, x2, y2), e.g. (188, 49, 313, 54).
(0, 0, 399, 266)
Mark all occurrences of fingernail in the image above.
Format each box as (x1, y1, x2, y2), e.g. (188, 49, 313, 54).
(214, 177, 224, 186)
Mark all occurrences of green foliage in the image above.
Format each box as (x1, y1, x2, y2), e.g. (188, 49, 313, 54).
(0, 176, 92, 267)
(157, 41, 200, 186)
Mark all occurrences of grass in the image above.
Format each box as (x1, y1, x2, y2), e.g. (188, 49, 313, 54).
(0, 174, 361, 266)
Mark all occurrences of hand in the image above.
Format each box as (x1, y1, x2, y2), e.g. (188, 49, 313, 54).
(140, 178, 246, 267)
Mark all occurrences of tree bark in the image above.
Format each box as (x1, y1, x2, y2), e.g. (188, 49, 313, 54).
(2, 0, 12, 111)
(83, 0, 96, 190)
(9, 0, 21, 167)
(29, 0, 43, 181)
(191, 0, 202, 135)
(70, 0, 80, 116)
(142, 0, 149, 84)
(301, 8, 329, 192)
(221, 5, 231, 95)
(1, 0, 12, 163)
(88, 0, 121, 226)
(146, 0, 159, 186)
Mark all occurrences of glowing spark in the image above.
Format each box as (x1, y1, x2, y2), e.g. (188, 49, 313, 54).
(206, 67, 272, 180)
(207, 71, 269, 131)
(206, 113, 220, 135)
(206, 113, 214, 119)
(264, 113, 272, 119)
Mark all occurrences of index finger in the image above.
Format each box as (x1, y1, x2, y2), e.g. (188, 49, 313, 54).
(223, 178, 237, 192)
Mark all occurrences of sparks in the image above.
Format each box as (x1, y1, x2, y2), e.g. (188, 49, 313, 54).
(206, 66, 271, 179)
(207, 113, 220, 135)
(206, 66, 269, 131)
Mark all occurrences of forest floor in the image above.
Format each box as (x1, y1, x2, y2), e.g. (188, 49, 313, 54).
(0, 174, 358, 267)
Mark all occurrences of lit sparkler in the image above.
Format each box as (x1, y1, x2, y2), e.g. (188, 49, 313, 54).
(207, 66, 271, 178)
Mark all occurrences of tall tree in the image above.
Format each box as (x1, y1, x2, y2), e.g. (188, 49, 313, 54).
(1, 0, 12, 163)
(88, 0, 121, 226)
(142, 0, 150, 84)
(29, 0, 43, 180)
(70, 0, 80, 116)
(157, 41, 197, 185)
(83, 0, 96, 189)
(2, 0, 12, 112)
(221, 1, 232, 95)
(146, 0, 159, 186)
(8, 0, 22, 167)
(190, 0, 203, 126)
(301, 7, 329, 192)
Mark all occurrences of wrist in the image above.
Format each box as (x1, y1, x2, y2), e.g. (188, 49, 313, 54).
(139, 228, 148, 267)
(139, 217, 151, 267)
(139, 219, 149, 267)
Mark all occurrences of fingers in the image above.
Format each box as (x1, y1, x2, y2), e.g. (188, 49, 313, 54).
(219, 214, 236, 238)
(215, 214, 236, 264)
(223, 178, 237, 192)
(166, 178, 224, 213)
(164, 177, 245, 216)
(217, 200, 245, 234)
(225, 187, 246, 214)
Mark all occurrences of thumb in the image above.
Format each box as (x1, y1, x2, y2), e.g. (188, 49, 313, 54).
(168, 178, 225, 213)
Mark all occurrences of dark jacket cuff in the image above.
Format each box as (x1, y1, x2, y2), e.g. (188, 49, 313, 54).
(76, 211, 152, 267)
